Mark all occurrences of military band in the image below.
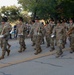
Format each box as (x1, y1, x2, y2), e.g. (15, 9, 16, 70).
(0, 17, 74, 60)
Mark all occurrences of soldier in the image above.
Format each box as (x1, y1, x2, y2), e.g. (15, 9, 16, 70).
(49, 19, 55, 51)
(68, 19, 74, 47)
(33, 17, 42, 55)
(52, 20, 65, 58)
(61, 20, 67, 48)
(67, 19, 74, 53)
(44, 21, 51, 48)
(17, 17, 27, 53)
(40, 22, 45, 45)
(1, 19, 11, 50)
(0, 17, 12, 60)
(29, 20, 35, 46)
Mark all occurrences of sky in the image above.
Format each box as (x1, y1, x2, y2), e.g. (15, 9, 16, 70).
(0, 0, 20, 8)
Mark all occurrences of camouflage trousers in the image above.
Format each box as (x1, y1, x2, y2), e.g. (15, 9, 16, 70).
(0, 38, 8, 57)
(45, 35, 51, 47)
(68, 36, 71, 47)
(50, 37, 55, 50)
(70, 37, 74, 50)
(33, 35, 42, 52)
(41, 33, 45, 44)
(31, 35, 33, 42)
(19, 35, 26, 51)
(31, 35, 35, 45)
(56, 39, 63, 55)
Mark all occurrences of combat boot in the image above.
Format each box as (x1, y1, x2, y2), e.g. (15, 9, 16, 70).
(70, 48, 74, 53)
(0, 56, 4, 60)
(18, 50, 22, 53)
(70, 50, 74, 53)
(42, 39, 45, 44)
(22, 47, 26, 52)
(46, 44, 50, 48)
(18, 47, 22, 53)
(6, 50, 10, 56)
(0, 51, 5, 60)
(62, 44, 65, 49)
(56, 51, 63, 58)
(32, 43, 35, 46)
(8, 45, 11, 50)
(56, 54, 60, 58)
(38, 47, 42, 53)
(50, 47, 55, 52)
(38, 49, 42, 53)
(34, 52, 38, 55)
(34, 50, 39, 55)
(34, 48, 36, 50)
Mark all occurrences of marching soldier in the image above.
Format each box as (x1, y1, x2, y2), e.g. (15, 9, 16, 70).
(67, 19, 74, 53)
(29, 20, 35, 46)
(17, 17, 27, 53)
(40, 22, 45, 45)
(0, 17, 12, 60)
(49, 20, 55, 51)
(1, 19, 11, 50)
(33, 17, 42, 55)
(68, 19, 74, 47)
(61, 20, 67, 48)
(44, 21, 51, 48)
(52, 20, 65, 58)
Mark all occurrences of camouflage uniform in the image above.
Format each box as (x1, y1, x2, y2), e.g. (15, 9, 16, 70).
(68, 23, 74, 47)
(61, 22, 67, 48)
(29, 22, 35, 46)
(39, 22, 45, 44)
(0, 22, 11, 59)
(52, 23, 65, 57)
(44, 23, 51, 47)
(6, 23, 12, 50)
(17, 23, 26, 53)
(33, 22, 42, 55)
(49, 22, 55, 51)
(68, 24, 74, 53)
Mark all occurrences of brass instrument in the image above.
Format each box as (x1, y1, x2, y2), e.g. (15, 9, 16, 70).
(67, 27, 74, 36)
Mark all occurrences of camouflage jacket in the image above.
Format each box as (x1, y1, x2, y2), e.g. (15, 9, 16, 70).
(1, 22, 12, 39)
(17, 23, 27, 36)
(53, 25, 65, 40)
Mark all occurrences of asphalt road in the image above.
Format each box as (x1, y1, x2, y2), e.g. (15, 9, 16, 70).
(0, 38, 74, 75)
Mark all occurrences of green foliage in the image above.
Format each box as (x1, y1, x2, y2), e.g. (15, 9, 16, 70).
(0, 6, 21, 21)
(57, 0, 74, 19)
(17, 0, 74, 20)
(18, 0, 57, 20)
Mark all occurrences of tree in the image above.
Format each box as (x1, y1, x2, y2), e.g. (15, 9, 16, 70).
(18, 0, 57, 20)
(0, 6, 21, 21)
(56, 0, 74, 19)
(18, 0, 74, 20)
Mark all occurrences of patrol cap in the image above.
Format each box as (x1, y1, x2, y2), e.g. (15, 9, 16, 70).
(32, 20, 35, 23)
(49, 19, 54, 21)
(61, 19, 65, 23)
(1, 17, 8, 22)
(35, 16, 39, 20)
(69, 18, 74, 22)
(57, 20, 61, 23)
